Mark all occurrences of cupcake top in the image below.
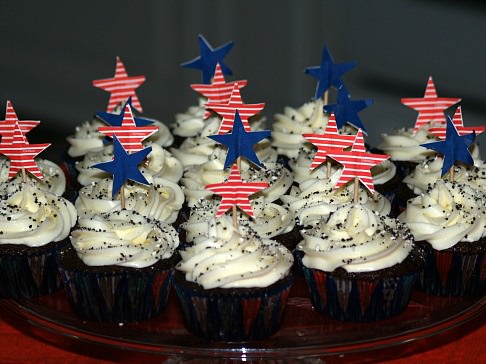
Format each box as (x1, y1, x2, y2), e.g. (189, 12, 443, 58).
(0, 182, 77, 247)
(177, 228, 293, 289)
(298, 203, 414, 273)
(70, 209, 178, 268)
(182, 196, 294, 242)
(281, 170, 391, 227)
(0, 157, 66, 196)
(377, 127, 438, 162)
(76, 143, 183, 187)
(75, 176, 184, 224)
(403, 157, 486, 195)
(398, 180, 486, 250)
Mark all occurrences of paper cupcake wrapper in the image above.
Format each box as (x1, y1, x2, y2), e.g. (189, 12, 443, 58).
(416, 244, 486, 296)
(173, 272, 294, 341)
(57, 256, 173, 323)
(296, 252, 418, 322)
(0, 240, 67, 299)
(393, 160, 418, 180)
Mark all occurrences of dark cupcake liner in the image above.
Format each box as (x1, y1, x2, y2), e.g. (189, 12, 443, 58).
(57, 245, 175, 323)
(416, 242, 486, 296)
(296, 251, 420, 322)
(173, 271, 294, 341)
(0, 239, 68, 299)
(393, 160, 418, 181)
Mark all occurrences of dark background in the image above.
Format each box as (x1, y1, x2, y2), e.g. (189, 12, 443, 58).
(0, 0, 485, 158)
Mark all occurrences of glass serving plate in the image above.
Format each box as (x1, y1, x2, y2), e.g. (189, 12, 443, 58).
(2, 274, 486, 361)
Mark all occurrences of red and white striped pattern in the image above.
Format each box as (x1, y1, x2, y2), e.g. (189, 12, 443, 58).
(205, 164, 269, 218)
(205, 83, 265, 134)
(428, 106, 485, 140)
(191, 63, 247, 119)
(0, 119, 50, 180)
(328, 129, 389, 194)
(92, 56, 145, 113)
(401, 76, 461, 131)
(0, 101, 39, 144)
(303, 113, 356, 170)
(98, 103, 158, 153)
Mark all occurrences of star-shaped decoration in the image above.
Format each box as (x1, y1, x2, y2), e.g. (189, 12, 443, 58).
(303, 112, 356, 170)
(205, 164, 268, 218)
(96, 98, 153, 127)
(92, 56, 146, 113)
(92, 136, 152, 197)
(191, 63, 247, 119)
(181, 34, 234, 84)
(0, 101, 40, 145)
(328, 129, 389, 194)
(324, 86, 372, 132)
(205, 83, 265, 134)
(421, 116, 475, 177)
(401, 76, 461, 131)
(208, 110, 270, 169)
(98, 102, 158, 153)
(305, 45, 356, 99)
(0, 119, 50, 180)
(428, 106, 484, 140)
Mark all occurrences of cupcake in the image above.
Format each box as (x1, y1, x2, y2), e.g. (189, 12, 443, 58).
(0, 182, 77, 298)
(398, 180, 486, 296)
(173, 227, 294, 341)
(57, 209, 179, 323)
(297, 203, 424, 322)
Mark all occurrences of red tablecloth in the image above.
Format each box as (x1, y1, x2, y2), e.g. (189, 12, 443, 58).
(1, 306, 486, 364)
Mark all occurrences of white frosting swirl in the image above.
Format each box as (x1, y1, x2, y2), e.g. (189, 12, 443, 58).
(298, 204, 413, 273)
(182, 196, 294, 242)
(177, 228, 293, 289)
(377, 127, 438, 162)
(0, 157, 66, 196)
(281, 170, 391, 227)
(71, 209, 178, 268)
(75, 177, 184, 224)
(0, 183, 77, 247)
(398, 180, 486, 250)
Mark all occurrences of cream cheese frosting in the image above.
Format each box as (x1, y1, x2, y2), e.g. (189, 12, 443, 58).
(280, 170, 391, 227)
(377, 127, 439, 162)
(0, 157, 66, 196)
(182, 196, 294, 242)
(177, 228, 293, 289)
(298, 204, 414, 273)
(398, 180, 486, 250)
(70, 209, 178, 268)
(0, 182, 77, 247)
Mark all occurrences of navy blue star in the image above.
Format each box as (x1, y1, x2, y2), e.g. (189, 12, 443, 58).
(181, 34, 234, 84)
(92, 136, 152, 197)
(209, 110, 270, 169)
(324, 86, 372, 132)
(96, 97, 153, 127)
(421, 116, 475, 177)
(305, 45, 356, 99)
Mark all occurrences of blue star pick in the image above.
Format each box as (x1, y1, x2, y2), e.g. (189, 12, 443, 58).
(421, 116, 475, 177)
(92, 136, 152, 197)
(305, 45, 357, 99)
(181, 34, 234, 84)
(96, 97, 153, 127)
(323, 86, 372, 132)
(208, 110, 271, 169)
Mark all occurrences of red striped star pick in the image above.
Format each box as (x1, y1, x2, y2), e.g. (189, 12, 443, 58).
(98, 102, 158, 153)
(428, 106, 484, 140)
(191, 63, 247, 119)
(0, 101, 40, 144)
(206, 82, 265, 134)
(328, 129, 389, 194)
(303, 112, 356, 170)
(205, 164, 268, 218)
(93, 56, 146, 113)
(401, 76, 460, 131)
(0, 119, 50, 180)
